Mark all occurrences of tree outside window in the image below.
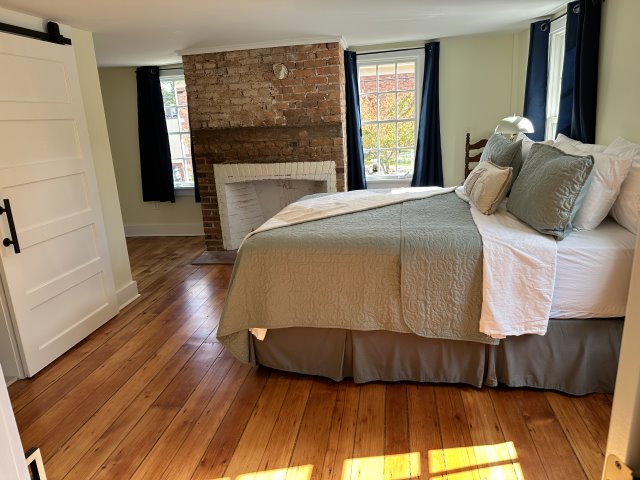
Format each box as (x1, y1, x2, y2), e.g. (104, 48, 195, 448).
(357, 58, 421, 179)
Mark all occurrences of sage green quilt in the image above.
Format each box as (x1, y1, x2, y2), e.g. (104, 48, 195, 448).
(217, 192, 497, 363)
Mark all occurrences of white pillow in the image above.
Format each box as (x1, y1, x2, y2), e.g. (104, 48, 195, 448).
(463, 161, 513, 215)
(555, 133, 607, 154)
(517, 132, 554, 161)
(604, 137, 640, 234)
(555, 143, 633, 230)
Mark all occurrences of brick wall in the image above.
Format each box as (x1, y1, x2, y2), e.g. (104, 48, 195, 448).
(182, 42, 347, 251)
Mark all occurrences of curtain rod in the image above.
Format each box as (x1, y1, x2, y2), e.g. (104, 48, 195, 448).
(547, 0, 600, 24)
(356, 46, 424, 56)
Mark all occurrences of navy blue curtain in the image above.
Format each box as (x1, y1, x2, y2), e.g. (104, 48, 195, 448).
(412, 42, 443, 187)
(136, 66, 175, 202)
(557, 0, 602, 143)
(344, 51, 367, 191)
(523, 20, 550, 141)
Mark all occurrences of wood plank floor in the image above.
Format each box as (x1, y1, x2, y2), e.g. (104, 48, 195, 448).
(9, 236, 612, 480)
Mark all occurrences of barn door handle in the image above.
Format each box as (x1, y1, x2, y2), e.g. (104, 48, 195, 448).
(0, 199, 20, 254)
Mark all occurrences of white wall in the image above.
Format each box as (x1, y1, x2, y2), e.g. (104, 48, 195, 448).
(439, 31, 528, 186)
(70, 29, 138, 306)
(595, 0, 640, 145)
(98, 67, 204, 237)
(355, 31, 529, 187)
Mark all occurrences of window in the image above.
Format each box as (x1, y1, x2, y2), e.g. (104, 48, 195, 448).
(160, 75, 193, 188)
(545, 16, 567, 140)
(357, 53, 423, 179)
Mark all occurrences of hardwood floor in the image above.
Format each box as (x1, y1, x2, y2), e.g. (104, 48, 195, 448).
(9, 236, 612, 480)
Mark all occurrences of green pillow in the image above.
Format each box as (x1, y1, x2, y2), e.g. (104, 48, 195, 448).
(480, 134, 523, 173)
(507, 143, 594, 240)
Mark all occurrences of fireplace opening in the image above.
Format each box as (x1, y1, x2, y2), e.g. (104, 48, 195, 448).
(214, 161, 337, 250)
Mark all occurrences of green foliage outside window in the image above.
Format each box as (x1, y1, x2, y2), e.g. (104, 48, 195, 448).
(358, 63, 418, 177)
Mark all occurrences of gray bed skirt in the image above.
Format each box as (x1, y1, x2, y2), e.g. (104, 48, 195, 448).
(250, 318, 623, 395)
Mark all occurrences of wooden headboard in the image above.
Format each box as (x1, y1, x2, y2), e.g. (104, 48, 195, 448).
(464, 133, 488, 179)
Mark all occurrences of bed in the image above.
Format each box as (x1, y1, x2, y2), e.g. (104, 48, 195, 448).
(216, 187, 635, 394)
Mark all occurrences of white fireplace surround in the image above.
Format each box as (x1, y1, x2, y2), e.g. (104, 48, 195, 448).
(214, 161, 337, 250)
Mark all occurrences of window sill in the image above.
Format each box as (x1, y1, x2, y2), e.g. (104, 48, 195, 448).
(366, 177, 412, 189)
(174, 187, 195, 197)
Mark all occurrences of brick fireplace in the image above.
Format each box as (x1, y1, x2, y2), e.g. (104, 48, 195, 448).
(182, 42, 347, 251)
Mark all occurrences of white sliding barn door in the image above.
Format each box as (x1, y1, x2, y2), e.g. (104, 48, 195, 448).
(0, 32, 118, 376)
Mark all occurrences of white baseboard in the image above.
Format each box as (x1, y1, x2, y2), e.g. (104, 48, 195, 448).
(124, 223, 204, 237)
(116, 280, 140, 310)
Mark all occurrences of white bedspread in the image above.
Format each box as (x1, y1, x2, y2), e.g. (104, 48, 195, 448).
(457, 188, 558, 338)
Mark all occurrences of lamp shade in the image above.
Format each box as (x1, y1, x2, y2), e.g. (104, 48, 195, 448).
(494, 115, 535, 135)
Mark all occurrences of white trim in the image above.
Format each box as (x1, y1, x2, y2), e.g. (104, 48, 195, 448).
(159, 67, 184, 77)
(545, 15, 567, 140)
(124, 223, 204, 237)
(116, 281, 139, 310)
(174, 187, 195, 197)
(366, 178, 412, 189)
(178, 36, 347, 56)
(357, 50, 424, 181)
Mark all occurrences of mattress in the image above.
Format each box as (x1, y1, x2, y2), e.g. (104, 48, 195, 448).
(551, 217, 636, 318)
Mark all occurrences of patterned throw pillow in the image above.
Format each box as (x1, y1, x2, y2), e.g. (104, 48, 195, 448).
(507, 143, 594, 239)
(463, 161, 513, 215)
(480, 134, 523, 182)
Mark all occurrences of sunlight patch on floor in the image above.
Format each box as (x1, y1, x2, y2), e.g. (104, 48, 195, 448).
(342, 451, 420, 480)
(429, 442, 523, 480)
(209, 464, 313, 480)
(209, 442, 524, 480)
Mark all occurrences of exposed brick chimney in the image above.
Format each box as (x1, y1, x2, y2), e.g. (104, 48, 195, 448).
(182, 42, 347, 251)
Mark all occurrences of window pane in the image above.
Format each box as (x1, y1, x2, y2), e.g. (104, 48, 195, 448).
(398, 121, 415, 147)
(169, 135, 183, 159)
(175, 79, 188, 106)
(178, 107, 190, 132)
(166, 115, 180, 133)
(182, 134, 192, 158)
(359, 65, 377, 93)
(379, 123, 396, 149)
(379, 149, 397, 175)
(360, 94, 377, 121)
(362, 123, 378, 150)
(185, 159, 194, 183)
(398, 92, 415, 119)
(378, 93, 397, 120)
(364, 150, 379, 175)
(378, 64, 396, 92)
(398, 149, 415, 176)
(172, 161, 185, 183)
(161, 80, 176, 105)
(397, 63, 415, 91)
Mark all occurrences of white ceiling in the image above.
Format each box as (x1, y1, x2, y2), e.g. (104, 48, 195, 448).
(1, 0, 566, 66)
